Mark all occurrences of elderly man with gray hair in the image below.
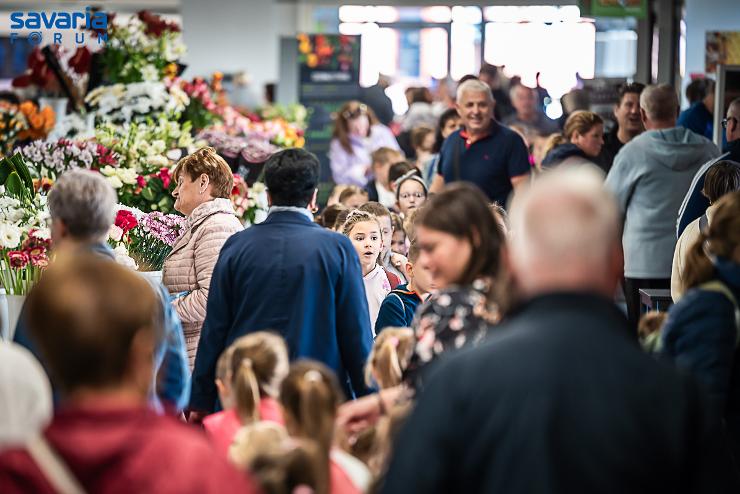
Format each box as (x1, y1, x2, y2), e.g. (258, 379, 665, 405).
(381, 166, 737, 494)
(605, 84, 720, 329)
(430, 78, 531, 207)
(13, 169, 190, 414)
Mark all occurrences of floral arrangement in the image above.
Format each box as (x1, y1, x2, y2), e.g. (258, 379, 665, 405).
(0, 154, 51, 295)
(231, 175, 267, 225)
(297, 34, 356, 71)
(17, 101, 55, 141)
(197, 130, 278, 165)
(258, 104, 309, 130)
(100, 12, 186, 84)
(102, 166, 176, 214)
(0, 103, 28, 157)
(108, 205, 186, 271)
(18, 139, 119, 180)
(85, 82, 189, 123)
(95, 118, 195, 172)
(48, 113, 95, 140)
(175, 77, 220, 131)
(12, 46, 91, 97)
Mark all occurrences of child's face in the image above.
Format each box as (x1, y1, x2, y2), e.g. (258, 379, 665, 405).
(377, 215, 393, 258)
(391, 230, 407, 256)
(397, 180, 426, 215)
(373, 153, 403, 187)
(407, 258, 435, 295)
(349, 221, 382, 273)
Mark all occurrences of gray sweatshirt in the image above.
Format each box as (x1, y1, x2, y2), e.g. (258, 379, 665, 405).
(605, 127, 720, 278)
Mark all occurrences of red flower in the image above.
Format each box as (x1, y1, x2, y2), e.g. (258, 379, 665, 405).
(7, 251, 29, 268)
(115, 210, 138, 233)
(30, 253, 49, 268)
(68, 47, 91, 75)
(137, 10, 180, 36)
(157, 168, 171, 189)
(136, 175, 147, 188)
(96, 144, 119, 167)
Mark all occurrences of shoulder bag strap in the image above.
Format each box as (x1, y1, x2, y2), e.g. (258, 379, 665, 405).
(391, 292, 406, 315)
(453, 134, 462, 182)
(698, 213, 709, 235)
(26, 435, 87, 494)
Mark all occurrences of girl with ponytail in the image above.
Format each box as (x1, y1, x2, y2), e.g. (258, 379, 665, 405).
(280, 361, 371, 494)
(660, 190, 740, 458)
(365, 328, 415, 390)
(203, 331, 289, 457)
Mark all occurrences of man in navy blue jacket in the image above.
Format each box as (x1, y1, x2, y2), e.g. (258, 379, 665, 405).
(189, 149, 374, 415)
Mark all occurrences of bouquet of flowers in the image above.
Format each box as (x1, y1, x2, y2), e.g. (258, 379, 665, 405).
(85, 82, 189, 123)
(18, 139, 119, 180)
(0, 103, 28, 157)
(197, 130, 279, 165)
(108, 206, 186, 271)
(258, 104, 309, 129)
(95, 118, 195, 173)
(231, 175, 267, 225)
(102, 165, 177, 214)
(0, 153, 51, 295)
(176, 77, 220, 131)
(16, 101, 55, 141)
(100, 11, 186, 84)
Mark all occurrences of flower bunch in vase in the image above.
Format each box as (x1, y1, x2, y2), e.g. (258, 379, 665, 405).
(18, 139, 119, 180)
(0, 153, 51, 295)
(100, 11, 186, 84)
(108, 206, 186, 271)
(85, 82, 189, 123)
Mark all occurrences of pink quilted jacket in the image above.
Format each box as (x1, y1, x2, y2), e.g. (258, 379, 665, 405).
(163, 198, 243, 367)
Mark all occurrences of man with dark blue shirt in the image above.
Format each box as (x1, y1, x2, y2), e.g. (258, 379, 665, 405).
(678, 78, 715, 140)
(430, 79, 531, 207)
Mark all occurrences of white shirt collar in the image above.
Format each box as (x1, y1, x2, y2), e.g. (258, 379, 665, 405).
(268, 205, 314, 222)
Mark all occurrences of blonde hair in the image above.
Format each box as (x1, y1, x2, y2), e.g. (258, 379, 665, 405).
(173, 146, 234, 198)
(365, 328, 414, 389)
(543, 111, 603, 156)
(402, 207, 420, 243)
(682, 191, 740, 292)
(340, 209, 380, 236)
(228, 332, 289, 425)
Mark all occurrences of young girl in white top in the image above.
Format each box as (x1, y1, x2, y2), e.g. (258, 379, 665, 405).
(342, 210, 391, 333)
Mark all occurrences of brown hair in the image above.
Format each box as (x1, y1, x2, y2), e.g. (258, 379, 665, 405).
(333, 208, 351, 231)
(279, 360, 343, 490)
(229, 332, 289, 424)
(403, 207, 421, 243)
(365, 328, 415, 389)
(341, 209, 380, 236)
(683, 191, 740, 291)
(337, 185, 368, 206)
(333, 101, 379, 154)
(371, 147, 402, 168)
(638, 312, 667, 339)
(26, 251, 159, 394)
(173, 146, 234, 199)
(416, 183, 505, 287)
(410, 125, 435, 151)
(319, 203, 347, 229)
(702, 161, 740, 203)
(542, 111, 603, 156)
(407, 240, 420, 263)
(359, 201, 391, 220)
(390, 212, 404, 233)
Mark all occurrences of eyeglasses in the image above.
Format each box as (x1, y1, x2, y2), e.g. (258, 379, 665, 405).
(342, 103, 368, 120)
(399, 192, 425, 200)
(722, 117, 737, 129)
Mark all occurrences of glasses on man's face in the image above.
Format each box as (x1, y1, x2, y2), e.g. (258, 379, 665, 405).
(399, 192, 425, 200)
(722, 117, 737, 129)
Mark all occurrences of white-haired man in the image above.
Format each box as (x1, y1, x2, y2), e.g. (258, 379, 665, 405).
(430, 79, 530, 207)
(381, 167, 737, 494)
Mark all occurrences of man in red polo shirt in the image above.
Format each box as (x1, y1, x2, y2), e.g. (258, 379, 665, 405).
(431, 79, 531, 207)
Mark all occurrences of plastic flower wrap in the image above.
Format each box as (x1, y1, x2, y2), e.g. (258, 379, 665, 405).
(95, 118, 194, 173)
(100, 11, 186, 84)
(18, 139, 119, 180)
(86, 82, 189, 123)
(108, 205, 186, 271)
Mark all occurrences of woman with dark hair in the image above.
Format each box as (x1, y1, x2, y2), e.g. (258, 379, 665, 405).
(422, 109, 461, 187)
(337, 183, 508, 432)
(329, 101, 400, 188)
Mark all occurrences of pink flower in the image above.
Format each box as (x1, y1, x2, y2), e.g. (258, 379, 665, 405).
(136, 175, 147, 188)
(30, 252, 49, 268)
(156, 168, 171, 189)
(7, 250, 29, 268)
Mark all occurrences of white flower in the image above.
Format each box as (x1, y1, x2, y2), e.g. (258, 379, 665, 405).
(146, 155, 169, 167)
(109, 224, 124, 242)
(140, 64, 160, 82)
(0, 223, 22, 249)
(119, 168, 139, 185)
(251, 182, 266, 194)
(106, 176, 124, 189)
(33, 227, 51, 240)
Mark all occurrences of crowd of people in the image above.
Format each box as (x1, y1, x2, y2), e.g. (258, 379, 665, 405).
(2, 63, 740, 494)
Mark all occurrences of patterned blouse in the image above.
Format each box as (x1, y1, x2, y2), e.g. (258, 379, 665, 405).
(404, 280, 501, 389)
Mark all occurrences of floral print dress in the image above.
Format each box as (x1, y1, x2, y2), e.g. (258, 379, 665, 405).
(404, 280, 501, 390)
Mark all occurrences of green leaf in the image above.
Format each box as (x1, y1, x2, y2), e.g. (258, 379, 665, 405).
(8, 153, 33, 191)
(141, 187, 155, 201)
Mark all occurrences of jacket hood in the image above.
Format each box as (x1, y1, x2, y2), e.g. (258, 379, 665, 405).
(541, 143, 588, 167)
(715, 257, 740, 295)
(639, 127, 715, 171)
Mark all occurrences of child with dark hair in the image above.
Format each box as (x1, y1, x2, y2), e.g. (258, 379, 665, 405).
(320, 203, 348, 229)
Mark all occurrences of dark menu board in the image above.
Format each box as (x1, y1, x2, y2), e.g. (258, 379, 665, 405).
(296, 34, 361, 183)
